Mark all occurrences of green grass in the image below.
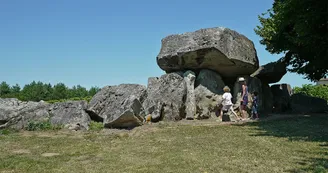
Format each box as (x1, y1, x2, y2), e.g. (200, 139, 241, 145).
(89, 121, 104, 131)
(25, 120, 63, 131)
(0, 114, 327, 173)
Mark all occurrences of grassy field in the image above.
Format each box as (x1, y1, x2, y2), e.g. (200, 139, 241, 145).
(0, 114, 327, 173)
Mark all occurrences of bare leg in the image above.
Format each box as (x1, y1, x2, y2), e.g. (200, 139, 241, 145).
(239, 104, 243, 118)
(230, 107, 239, 121)
(219, 110, 223, 121)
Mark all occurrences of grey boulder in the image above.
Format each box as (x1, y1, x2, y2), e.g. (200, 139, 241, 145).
(195, 69, 225, 95)
(104, 96, 144, 129)
(195, 69, 225, 119)
(251, 61, 287, 84)
(143, 73, 187, 121)
(157, 27, 259, 77)
(184, 71, 196, 120)
(0, 98, 50, 130)
(271, 84, 293, 112)
(87, 84, 147, 122)
(49, 101, 91, 130)
(261, 82, 274, 112)
(195, 85, 222, 119)
(290, 93, 328, 113)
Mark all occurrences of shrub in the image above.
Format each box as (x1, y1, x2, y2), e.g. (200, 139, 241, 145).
(293, 84, 328, 101)
(25, 120, 63, 131)
(0, 129, 14, 135)
(89, 121, 104, 131)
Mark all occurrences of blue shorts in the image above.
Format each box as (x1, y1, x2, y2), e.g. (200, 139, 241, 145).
(252, 106, 258, 114)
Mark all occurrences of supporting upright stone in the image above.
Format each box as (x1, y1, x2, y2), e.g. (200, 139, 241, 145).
(142, 73, 187, 121)
(194, 69, 225, 119)
(183, 71, 196, 120)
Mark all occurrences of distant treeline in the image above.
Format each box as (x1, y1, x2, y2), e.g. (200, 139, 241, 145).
(0, 81, 100, 102)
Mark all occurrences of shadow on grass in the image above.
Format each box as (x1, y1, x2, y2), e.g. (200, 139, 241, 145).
(235, 114, 328, 142)
(234, 114, 328, 172)
(289, 157, 328, 173)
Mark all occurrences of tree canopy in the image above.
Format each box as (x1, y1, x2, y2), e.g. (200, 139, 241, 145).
(255, 0, 328, 81)
(0, 81, 100, 102)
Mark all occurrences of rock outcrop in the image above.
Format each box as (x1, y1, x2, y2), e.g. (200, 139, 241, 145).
(104, 96, 144, 129)
(0, 98, 50, 130)
(251, 61, 287, 84)
(290, 93, 328, 113)
(271, 84, 293, 112)
(142, 73, 187, 121)
(49, 101, 91, 130)
(261, 83, 274, 112)
(195, 69, 224, 119)
(87, 84, 147, 122)
(157, 27, 259, 77)
(0, 26, 299, 128)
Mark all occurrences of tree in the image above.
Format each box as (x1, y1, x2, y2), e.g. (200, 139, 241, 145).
(20, 81, 36, 101)
(89, 86, 100, 96)
(52, 83, 68, 100)
(10, 84, 21, 98)
(254, 0, 328, 81)
(0, 81, 11, 97)
(11, 84, 21, 94)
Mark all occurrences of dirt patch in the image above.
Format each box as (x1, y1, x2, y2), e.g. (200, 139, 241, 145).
(41, 153, 60, 157)
(12, 149, 31, 154)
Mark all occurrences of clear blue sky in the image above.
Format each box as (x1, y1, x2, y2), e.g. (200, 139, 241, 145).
(0, 0, 314, 89)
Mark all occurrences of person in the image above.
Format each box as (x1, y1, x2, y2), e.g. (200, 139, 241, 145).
(251, 91, 259, 120)
(239, 77, 248, 120)
(218, 86, 238, 121)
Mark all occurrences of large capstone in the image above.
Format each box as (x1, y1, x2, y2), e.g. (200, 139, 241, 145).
(157, 27, 259, 78)
(142, 73, 187, 121)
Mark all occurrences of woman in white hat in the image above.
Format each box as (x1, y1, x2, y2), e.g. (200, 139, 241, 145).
(239, 77, 248, 120)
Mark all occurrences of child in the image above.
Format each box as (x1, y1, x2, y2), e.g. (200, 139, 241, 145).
(218, 86, 239, 121)
(251, 91, 259, 120)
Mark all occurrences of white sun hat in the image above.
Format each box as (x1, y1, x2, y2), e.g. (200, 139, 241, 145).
(238, 77, 245, 82)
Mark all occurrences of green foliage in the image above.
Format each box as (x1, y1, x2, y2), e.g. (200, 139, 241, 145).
(0, 81, 11, 97)
(89, 121, 104, 131)
(293, 84, 328, 101)
(255, 0, 328, 81)
(25, 120, 63, 131)
(0, 129, 14, 135)
(46, 96, 93, 104)
(89, 86, 101, 96)
(0, 81, 100, 102)
(19, 81, 53, 101)
(52, 83, 69, 100)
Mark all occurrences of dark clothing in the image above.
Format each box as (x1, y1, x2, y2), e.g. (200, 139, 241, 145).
(241, 85, 248, 106)
(252, 96, 258, 108)
(252, 96, 258, 117)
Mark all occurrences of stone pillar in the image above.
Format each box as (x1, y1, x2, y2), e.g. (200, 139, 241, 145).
(184, 71, 196, 120)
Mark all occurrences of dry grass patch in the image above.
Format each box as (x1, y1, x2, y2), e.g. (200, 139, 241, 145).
(0, 114, 327, 173)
